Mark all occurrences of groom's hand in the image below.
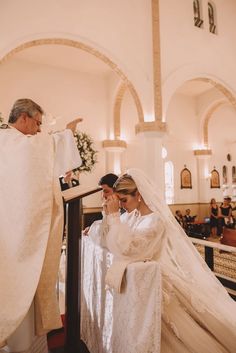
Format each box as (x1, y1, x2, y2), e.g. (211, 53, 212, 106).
(83, 226, 90, 236)
(106, 195, 120, 214)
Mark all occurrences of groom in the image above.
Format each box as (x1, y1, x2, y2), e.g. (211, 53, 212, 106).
(83, 173, 118, 235)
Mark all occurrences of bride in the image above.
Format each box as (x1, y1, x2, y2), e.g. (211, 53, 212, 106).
(92, 168, 236, 353)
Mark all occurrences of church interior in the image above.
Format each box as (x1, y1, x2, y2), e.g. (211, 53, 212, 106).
(1, 0, 236, 352)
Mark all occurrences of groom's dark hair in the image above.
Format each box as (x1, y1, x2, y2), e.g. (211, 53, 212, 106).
(99, 173, 118, 188)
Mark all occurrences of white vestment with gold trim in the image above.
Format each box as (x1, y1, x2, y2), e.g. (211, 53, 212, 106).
(0, 127, 81, 350)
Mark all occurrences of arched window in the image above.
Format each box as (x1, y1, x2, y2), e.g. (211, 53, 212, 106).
(208, 2, 216, 34)
(193, 0, 203, 28)
(165, 161, 174, 204)
(232, 166, 236, 184)
(222, 165, 228, 185)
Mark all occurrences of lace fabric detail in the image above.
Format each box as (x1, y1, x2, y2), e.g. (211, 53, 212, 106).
(107, 212, 120, 225)
(81, 237, 162, 353)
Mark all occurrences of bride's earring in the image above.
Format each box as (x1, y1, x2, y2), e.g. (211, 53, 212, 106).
(138, 197, 141, 202)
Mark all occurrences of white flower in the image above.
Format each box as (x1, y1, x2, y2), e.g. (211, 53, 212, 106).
(74, 130, 98, 173)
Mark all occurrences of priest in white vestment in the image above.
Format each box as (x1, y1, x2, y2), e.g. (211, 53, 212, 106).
(0, 99, 82, 350)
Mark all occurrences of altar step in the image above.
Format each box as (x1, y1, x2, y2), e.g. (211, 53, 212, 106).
(48, 340, 90, 353)
(47, 314, 90, 353)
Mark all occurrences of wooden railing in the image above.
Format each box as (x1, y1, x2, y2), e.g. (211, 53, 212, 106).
(191, 238, 236, 300)
(62, 186, 101, 353)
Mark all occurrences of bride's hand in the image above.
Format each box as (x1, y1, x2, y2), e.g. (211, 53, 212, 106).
(106, 195, 120, 214)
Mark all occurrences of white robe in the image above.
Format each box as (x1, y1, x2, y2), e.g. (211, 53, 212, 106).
(81, 210, 164, 353)
(86, 210, 236, 353)
(0, 127, 81, 348)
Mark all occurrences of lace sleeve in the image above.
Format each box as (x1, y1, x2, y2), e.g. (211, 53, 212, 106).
(88, 215, 109, 247)
(105, 213, 165, 262)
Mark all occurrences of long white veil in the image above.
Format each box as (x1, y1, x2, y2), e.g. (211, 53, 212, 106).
(127, 168, 236, 329)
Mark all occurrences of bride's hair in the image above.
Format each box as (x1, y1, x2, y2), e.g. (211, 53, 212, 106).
(113, 174, 137, 196)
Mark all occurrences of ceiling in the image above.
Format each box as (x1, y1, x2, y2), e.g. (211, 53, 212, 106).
(9, 46, 218, 97)
(13, 44, 113, 75)
(176, 80, 214, 97)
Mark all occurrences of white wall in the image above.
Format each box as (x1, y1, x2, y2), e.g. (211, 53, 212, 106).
(1, 0, 236, 206)
(159, 0, 236, 203)
(0, 57, 112, 205)
(208, 104, 236, 200)
(120, 89, 159, 176)
(163, 90, 236, 204)
(163, 93, 199, 203)
(160, 0, 236, 114)
(0, 0, 154, 120)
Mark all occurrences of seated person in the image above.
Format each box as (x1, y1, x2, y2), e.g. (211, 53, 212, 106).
(175, 210, 185, 228)
(59, 170, 80, 191)
(184, 209, 197, 223)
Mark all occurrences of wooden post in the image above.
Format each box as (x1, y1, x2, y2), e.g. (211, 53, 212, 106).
(205, 246, 214, 270)
(63, 187, 101, 353)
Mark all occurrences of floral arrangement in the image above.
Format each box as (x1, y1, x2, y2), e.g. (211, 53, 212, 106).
(74, 130, 98, 172)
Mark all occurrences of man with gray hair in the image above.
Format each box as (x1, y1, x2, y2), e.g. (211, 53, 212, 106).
(7, 98, 44, 134)
(0, 98, 82, 351)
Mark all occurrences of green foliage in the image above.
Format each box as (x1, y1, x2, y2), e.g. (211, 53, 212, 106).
(74, 131, 98, 172)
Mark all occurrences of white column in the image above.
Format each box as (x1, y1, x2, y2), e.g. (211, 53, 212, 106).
(194, 149, 212, 203)
(136, 131, 165, 196)
(102, 139, 127, 175)
(105, 149, 123, 175)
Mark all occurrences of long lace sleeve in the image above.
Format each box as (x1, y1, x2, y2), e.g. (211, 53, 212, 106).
(53, 129, 82, 176)
(87, 212, 109, 247)
(104, 212, 165, 292)
(105, 212, 165, 262)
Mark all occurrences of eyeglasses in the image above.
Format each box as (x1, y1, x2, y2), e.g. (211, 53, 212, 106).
(27, 115, 42, 127)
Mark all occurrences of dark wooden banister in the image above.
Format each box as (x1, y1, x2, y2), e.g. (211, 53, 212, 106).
(62, 186, 101, 353)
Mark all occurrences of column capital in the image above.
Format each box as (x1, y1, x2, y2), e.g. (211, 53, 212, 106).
(102, 139, 127, 152)
(135, 121, 167, 136)
(193, 149, 212, 159)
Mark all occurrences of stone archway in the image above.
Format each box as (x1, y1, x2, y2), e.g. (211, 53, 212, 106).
(164, 73, 236, 147)
(0, 37, 144, 125)
(202, 100, 227, 147)
(113, 82, 127, 139)
(197, 78, 236, 147)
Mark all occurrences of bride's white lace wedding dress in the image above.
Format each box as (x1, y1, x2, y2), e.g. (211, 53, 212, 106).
(83, 169, 236, 353)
